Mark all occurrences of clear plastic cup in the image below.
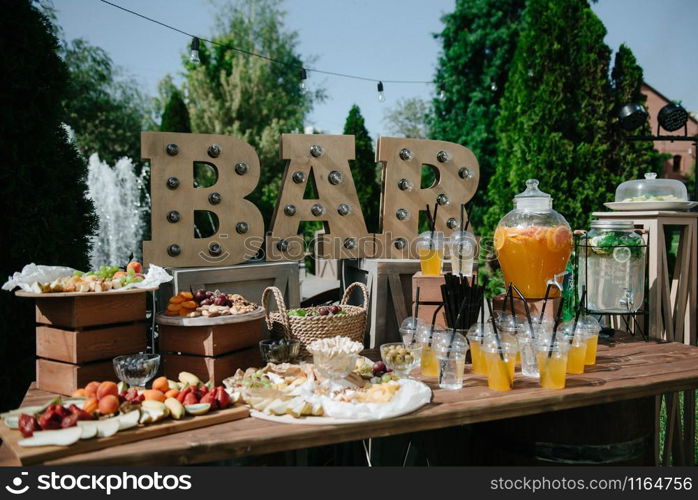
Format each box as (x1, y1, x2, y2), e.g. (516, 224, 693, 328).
(416, 324, 447, 378)
(399, 316, 422, 346)
(517, 332, 539, 378)
(434, 332, 468, 390)
(483, 339, 518, 391)
(449, 231, 476, 276)
(416, 231, 445, 276)
(579, 315, 601, 365)
(467, 323, 491, 376)
(536, 338, 570, 389)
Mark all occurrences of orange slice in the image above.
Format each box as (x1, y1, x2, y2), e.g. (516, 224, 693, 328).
(546, 226, 572, 251)
(493, 227, 506, 251)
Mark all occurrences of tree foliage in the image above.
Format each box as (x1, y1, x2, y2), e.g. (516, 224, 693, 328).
(61, 38, 150, 164)
(431, 0, 526, 231)
(183, 0, 324, 226)
(343, 105, 380, 233)
(160, 88, 191, 133)
(485, 0, 662, 234)
(383, 97, 429, 139)
(0, 0, 95, 410)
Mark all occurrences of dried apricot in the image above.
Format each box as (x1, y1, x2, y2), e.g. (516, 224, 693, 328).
(180, 291, 194, 300)
(169, 295, 185, 304)
(167, 303, 181, 312)
(181, 300, 197, 309)
(178, 308, 194, 317)
(164, 310, 179, 316)
(83, 397, 98, 414)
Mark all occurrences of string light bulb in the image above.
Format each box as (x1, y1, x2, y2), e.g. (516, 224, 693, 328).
(300, 68, 307, 90)
(377, 81, 385, 103)
(190, 36, 201, 64)
(438, 83, 446, 100)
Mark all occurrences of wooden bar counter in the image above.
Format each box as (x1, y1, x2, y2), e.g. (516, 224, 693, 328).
(1, 341, 697, 466)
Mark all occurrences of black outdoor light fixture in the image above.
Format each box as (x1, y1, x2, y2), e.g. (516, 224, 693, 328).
(619, 101, 697, 205)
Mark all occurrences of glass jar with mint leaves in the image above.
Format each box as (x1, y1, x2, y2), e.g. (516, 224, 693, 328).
(578, 220, 646, 313)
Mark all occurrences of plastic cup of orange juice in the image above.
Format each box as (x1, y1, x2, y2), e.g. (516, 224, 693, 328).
(483, 340, 518, 391)
(416, 231, 444, 276)
(536, 338, 569, 389)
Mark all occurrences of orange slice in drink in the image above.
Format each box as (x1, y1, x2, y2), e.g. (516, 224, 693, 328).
(493, 227, 507, 251)
(546, 226, 572, 251)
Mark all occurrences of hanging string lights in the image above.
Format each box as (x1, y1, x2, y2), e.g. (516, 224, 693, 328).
(97, 0, 439, 98)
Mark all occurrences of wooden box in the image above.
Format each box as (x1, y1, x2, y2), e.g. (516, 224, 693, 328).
(493, 293, 561, 322)
(35, 291, 147, 328)
(157, 262, 300, 309)
(411, 272, 448, 328)
(163, 347, 262, 385)
(36, 322, 147, 364)
(36, 358, 116, 395)
(159, 319, 264, 356)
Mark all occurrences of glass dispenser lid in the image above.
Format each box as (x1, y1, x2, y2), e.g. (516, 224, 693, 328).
(514, 179, 553, 210)
(615, 172, 688, 202)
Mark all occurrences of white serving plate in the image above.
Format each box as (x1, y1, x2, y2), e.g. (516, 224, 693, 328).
(155, 306, 265, 326)
(604, 201, 698, 211)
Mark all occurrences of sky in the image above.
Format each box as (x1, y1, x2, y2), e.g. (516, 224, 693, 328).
(54, 0, 698, 138)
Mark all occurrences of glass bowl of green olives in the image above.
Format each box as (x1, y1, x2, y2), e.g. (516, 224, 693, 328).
(380, 342, 422, 377)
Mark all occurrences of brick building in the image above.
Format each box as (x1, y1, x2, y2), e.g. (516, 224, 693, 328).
(641, 82, 697, 181)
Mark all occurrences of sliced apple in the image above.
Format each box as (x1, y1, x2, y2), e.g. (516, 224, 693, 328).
(19, 427, 82, 447)
(141, 400, 167, 413)
(62, 398, 87, 409)
(117, 381, 129, 393)
(4, 415, 18, 429)
(178, 371, 201, 387)
(164, 398, 185, 420)
(184, 403, 210, 416)
(76, 421, 98, 439)
(96, 418, 120, 438)
(118, 410, 140, 430)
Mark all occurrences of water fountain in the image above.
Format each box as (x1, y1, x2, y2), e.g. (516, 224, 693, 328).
(85, 154, 150, 268)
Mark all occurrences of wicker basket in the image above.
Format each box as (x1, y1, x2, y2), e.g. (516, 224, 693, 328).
(262, 282, 369, 356)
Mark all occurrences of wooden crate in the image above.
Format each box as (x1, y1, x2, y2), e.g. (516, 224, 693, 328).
(159, 318, 263, 356)
(157, 262, 300, 309)
(35, 292, 147, 329)
(411, 272, 448, 328)
(36, 322, 147, 364)
(163, 347, 262, 385)
(36, 358, 116, 395)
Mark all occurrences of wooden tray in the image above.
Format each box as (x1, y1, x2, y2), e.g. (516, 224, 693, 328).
(155, 306, 265, 327)
(0, 404, 249, 465)
(15, 287, 158, 298)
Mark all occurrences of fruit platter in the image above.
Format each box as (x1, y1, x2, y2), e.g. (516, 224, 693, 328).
(0, 372, 248, 465)
(224, 337, 432, 425)
(157, 289, 264, 326)
(4, 261, 172, 297)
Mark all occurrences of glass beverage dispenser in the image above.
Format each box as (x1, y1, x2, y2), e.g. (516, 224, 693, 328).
(494, 179, 573, 299)
(577, 220, 646, 313)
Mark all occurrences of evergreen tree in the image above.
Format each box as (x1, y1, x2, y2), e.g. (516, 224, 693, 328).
(343, 105, 380, 233)
(485, 0, 614, 233)
(431, 0, 526, 230)
(0, 1, 95, 410)
(160, 89, 191, 133)
(184, 0, 324, 227)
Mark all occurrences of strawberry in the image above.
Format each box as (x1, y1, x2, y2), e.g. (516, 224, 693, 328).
(183, 392, 199, 406)
(38, 408, 62, 430)
(199, 385, 209, 395)
(18, 414, 39, 437)
(177, 387, 192, 403)
(215, 386, 231, 409)
(61, 413, 79, 428)
(68, 404, 94, 421)
(200, 391, 218, 410)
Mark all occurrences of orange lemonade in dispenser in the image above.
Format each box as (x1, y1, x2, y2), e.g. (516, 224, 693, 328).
(494, 180, 572, 299)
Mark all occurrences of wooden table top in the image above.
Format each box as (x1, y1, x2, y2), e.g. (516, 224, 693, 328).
(2, 341, 697, 466)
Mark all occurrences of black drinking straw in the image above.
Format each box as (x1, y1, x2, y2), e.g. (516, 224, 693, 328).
(457, 204, 465, 275)
(414, 287, 421, 320)
(431, 203, 439, 248)
(572, 287, 587, 335)
(538, 282, 553, 323)
(486, 298, 505, 361)
(507, 283, 516, 323)
(512, 284, 534, 338)
(548, 292, 566, 357)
